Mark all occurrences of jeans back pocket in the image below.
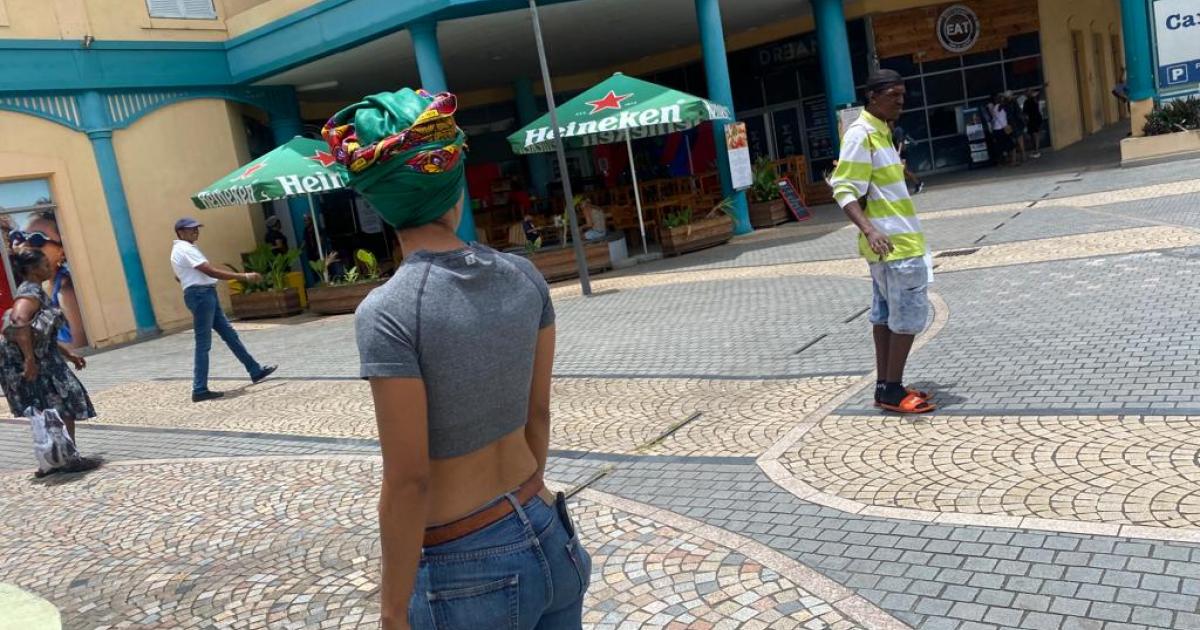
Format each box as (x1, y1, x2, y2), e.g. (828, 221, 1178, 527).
(427, 575, 520, 630)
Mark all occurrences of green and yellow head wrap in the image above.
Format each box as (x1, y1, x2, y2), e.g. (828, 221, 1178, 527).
(322, 88, 467, 229)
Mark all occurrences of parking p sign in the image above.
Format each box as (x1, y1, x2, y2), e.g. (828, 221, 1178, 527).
(1154, 0, 1200, 90)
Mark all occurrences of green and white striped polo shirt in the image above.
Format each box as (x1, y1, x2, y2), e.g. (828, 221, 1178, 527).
(829, 110, 927, 262)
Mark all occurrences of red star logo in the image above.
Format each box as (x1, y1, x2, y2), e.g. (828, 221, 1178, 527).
(586, 90, 632, 115)
(235, 162, 267, 181)
(308, 150, 337, 168)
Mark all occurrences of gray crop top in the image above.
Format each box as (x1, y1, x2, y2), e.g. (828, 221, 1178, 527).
(356, 244, 554, 459)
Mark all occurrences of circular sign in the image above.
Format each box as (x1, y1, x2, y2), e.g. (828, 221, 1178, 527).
(937, 4, 980, 54)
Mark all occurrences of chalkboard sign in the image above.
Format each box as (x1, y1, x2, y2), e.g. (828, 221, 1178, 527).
(776, 177, 811, 222)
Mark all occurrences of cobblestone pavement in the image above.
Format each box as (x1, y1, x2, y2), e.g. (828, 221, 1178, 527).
(5, 160, 1200, 628)
(0, 458, 901, 630)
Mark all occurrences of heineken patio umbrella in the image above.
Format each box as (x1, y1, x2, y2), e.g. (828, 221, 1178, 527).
(508, 73, 731, 254)
(192, 136, 347, 261)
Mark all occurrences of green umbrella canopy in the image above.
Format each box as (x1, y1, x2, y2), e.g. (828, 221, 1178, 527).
(508, 73, 730, 155)
(192, 137, 347, 209)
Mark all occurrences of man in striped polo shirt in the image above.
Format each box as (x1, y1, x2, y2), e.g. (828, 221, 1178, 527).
(829, 69, 935, 414)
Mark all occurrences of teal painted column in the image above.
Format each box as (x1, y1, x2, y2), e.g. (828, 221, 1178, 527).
(268, 93, 319, 286)
(812, 0, 857, 147)
(411, 20, 476, 242)
(514, 77, 550, 198)
(78, 91, 158, 336)
(1119, 0, 1155, 101)
(694, 0, 752, 235)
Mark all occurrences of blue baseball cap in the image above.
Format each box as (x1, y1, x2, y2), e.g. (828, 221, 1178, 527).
(174, 217, 203, 231)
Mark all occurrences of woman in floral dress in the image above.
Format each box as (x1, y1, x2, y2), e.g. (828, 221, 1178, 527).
(0, 249, 95, 443)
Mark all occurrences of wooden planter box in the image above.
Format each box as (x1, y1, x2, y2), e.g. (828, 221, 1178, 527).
(230, 289, 303, 320)
(1121, 130, 1200, 167)
(660, 214, 733, 257)
(529, 241, 612, 282)
(307, 280, 386, 315)
(748, 199, 790, 228)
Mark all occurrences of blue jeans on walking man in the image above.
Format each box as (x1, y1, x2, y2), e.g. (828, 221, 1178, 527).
(183, 286, 267, 394)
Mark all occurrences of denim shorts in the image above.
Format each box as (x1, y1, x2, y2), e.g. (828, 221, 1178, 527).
(868, 256, 931, 335)
(408, 492, 592, 630)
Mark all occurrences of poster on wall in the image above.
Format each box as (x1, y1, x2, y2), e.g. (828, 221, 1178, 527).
(837, 106, 864, 138)
(0, 179, 89, 348)
(961, 105, 990, 166)
(725, 122, 753, 190)
(1153, 0, 1200, 92)
(354, 197, 384, 234)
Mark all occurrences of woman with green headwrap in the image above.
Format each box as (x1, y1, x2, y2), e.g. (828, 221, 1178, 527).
(326, 88, 590, 629)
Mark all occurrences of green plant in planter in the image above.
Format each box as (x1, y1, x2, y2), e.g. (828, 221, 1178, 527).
(707, 197, 735, 219)
(664, 207, 693, 229)
(524, 236, 543, 255)
(750, 157, 780, 203)
(228, 245, 298, 293)
(309, 252, 340, 285)
(1143, 97, 1200, 136)
(356, 249, 381, 281)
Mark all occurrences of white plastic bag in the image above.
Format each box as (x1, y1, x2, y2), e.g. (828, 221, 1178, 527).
(27, 406, 80, 475)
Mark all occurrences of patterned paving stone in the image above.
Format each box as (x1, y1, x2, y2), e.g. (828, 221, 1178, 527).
(81, 377, 856, 458)
(576, 500, 865, 630)
(782, 414, 1200, 528)
(0, 458, 889, 630)
(88, 380, 377, 438)
(554, 376, 858, 456)
(594, 460, 1200, 630)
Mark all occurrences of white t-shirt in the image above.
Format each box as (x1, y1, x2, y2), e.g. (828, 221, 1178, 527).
(988, 103, 1009, 131)
(171, 240, 218, 290)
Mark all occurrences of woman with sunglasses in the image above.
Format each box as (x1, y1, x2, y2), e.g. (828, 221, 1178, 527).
(12, 211, 88, 348)
(325, 89, 590, 629)
(0, 249, 97, 465)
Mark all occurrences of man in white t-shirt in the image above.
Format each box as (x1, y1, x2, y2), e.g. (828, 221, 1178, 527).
(171, 218, 276, 402)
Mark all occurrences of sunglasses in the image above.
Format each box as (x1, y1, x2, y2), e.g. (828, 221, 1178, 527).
(10, 230, 62, 248)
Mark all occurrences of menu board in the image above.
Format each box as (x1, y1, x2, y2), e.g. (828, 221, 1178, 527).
(802, 97, 835, 161)
(776, 177, 811, 222)
(725, 122, 753, 190)
(961, 105, 990, 165)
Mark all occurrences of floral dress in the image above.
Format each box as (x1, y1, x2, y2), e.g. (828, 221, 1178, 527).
(0, 282, 95, 420)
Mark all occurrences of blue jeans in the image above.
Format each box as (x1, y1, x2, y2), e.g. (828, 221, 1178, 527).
(183, 286, 263, 394)
(409, 492, 591, 630)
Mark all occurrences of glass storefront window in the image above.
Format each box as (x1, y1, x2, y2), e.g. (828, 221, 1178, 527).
(771, 108, 803, 157)
(928, 104, 962, 138)
(965, 64, 1006, 99)
(764, 70, 800, 105)
(924, 71, 965, 105)
(898, 110, 929, 141)
(741, 115, 771, 161)
(923, 56, 962, 73)
(1004, 32, 1042, 58)
(1005, 58, 1044, 90)
(932, 136, 970, 169)
(732, 72, 764, 110)
(904, 140, 933, 173)
(903, 78, 926, 110)
(797, 62, 825, 97)
(880, 55, 919, 76)
(964, 50, 1002, 67)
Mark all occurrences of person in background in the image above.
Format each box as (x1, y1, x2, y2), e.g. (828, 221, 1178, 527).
(889, 121, 925, 194)
(14, 212, 87, 349)
(1024, 88, 1045, 159)
(170, 218, 277, 403)
(522, 214, 540, 243)
(580, 199, 609, 241)
(324, 88, 590, 630)
(1003, 91, 1027, 164)
(0, 249, 97, 462)
(264, 215, 288, 256)
(988, 93, 1015, 166)
(303, 214, 320, 263)
(828, 69, 935, 415)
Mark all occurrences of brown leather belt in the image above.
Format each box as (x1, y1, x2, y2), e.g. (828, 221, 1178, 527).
(423, 475, 545, 547)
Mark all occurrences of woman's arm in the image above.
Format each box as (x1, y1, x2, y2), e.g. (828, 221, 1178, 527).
(8, 297, 41, 380)
(370, 377, 431, 630)
(57, 342, 86, 370)
(524, 325, 556, 481)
